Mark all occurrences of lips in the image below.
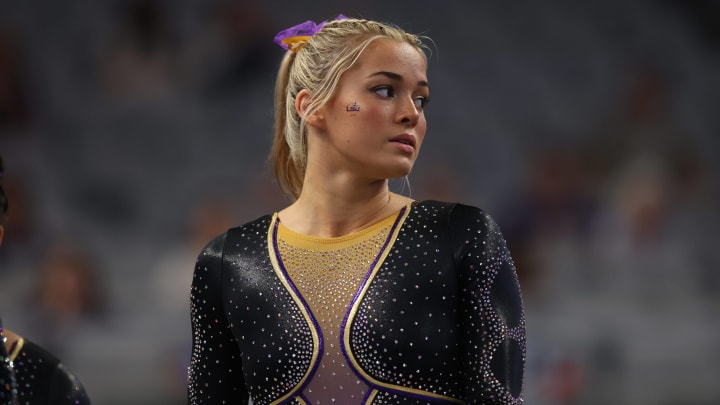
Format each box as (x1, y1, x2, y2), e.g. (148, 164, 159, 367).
(389, 134, 416, 148)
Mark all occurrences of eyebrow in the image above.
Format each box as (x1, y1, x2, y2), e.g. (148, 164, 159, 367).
(368, 71, 429, 87)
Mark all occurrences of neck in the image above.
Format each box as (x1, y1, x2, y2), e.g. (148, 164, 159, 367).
(279, 175, 411, 238)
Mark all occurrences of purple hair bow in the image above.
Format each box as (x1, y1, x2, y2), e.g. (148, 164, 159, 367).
(273, 14, 347, 52)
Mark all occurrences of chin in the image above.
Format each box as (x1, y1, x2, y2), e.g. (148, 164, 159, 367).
(388, 165, 413, 179)
(372, 158, 416, 179)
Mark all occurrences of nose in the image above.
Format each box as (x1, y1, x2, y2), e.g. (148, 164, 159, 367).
(397, 96, 420, 127)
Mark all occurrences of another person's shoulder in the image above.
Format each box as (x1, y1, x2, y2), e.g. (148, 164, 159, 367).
(14, 338, 62, 377)
(14, 339, 91, 405)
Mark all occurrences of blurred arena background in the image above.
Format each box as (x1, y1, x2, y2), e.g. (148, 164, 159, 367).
(1, 0, 719, 404)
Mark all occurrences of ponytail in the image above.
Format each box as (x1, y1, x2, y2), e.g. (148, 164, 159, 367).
(270, 51, 305, 199)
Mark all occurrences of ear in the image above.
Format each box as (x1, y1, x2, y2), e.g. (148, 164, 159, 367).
(295, 89, 325, 128)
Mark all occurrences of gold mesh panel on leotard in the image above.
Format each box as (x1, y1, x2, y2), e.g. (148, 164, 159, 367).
(276, 212, 399, 404)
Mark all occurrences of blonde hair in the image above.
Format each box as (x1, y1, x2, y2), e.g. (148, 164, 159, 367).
(270, 17, 427, 199)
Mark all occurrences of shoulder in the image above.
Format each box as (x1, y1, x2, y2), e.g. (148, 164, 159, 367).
(14, 340, 90, 404)
(412, 200, 497, 231)
(226, 214, 274, 238)
(412, 200, 507, 253)
(198, 214, 273, 260)
(17, 339, 61, 369)
(223, 214, 274, 253)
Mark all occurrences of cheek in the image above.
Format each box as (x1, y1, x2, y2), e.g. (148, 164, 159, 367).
(359, 102, 384, 117)
(416, 116, 428, 144)
(351, 105, 388, 132)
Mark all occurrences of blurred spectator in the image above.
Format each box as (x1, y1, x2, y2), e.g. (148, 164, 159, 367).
(581, 65, 715, 298)
(663, 0, 720, 48)
(146, 194, 242, 402)
(537, 356, 587, 405)
(582, 66, 700, 198)
(97, 0, 181, 102)
(183, 1, 277, 98)
(146, 177, 284, 402)
(1, 154, 91, 404)
(0, 163, 36, 271)
(20, 241, 107, 356)
(411, 157, 467, 203)
(499, 143, 597, 301)
(0, 24, 31, 131)
(150, 195, 239, 317)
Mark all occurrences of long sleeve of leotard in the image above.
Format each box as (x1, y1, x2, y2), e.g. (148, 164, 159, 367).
(188, 233, 249, 405)
(449, 204, 525, 404)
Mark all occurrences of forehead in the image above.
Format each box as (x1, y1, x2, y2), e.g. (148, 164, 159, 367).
(351, 38, 427, 76)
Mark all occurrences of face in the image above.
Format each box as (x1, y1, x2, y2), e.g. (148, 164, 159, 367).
(308, 38, 429, 181)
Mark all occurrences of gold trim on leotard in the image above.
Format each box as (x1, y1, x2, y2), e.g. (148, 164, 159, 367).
(267, 214, 323, 405)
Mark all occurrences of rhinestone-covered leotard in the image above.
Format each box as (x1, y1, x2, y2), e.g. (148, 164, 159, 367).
(1, 318, 17, 405)
(4, 336, 90, 405)
(189, 200, 526, 404)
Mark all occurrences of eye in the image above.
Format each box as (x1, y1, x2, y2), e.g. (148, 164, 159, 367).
(414, 96, 430, 109)
(372, 86, 395, 98)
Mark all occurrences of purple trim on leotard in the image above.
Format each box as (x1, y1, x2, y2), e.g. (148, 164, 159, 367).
(271, 218, 324, 402)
